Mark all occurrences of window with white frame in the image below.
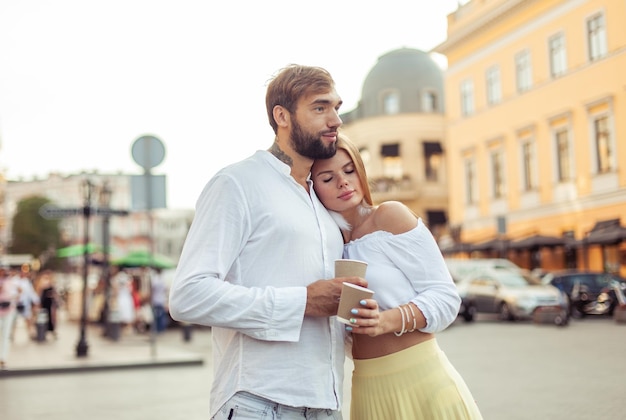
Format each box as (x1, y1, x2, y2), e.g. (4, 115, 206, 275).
(587, 13, 607, 61)
(464, 157, 476, 205)
(520, 138, 536, 191)
(486, 65, 501, 105)
(555, 128, 572, 182)
(515, 50, 532, 92)
(593, 115, 613, 174)
(382, 91, 400, 115)
(422, 91, 438, 112)
(460, 79, 474, 116)
(490, 149, 505, 199)
(549, 33, 567, 77)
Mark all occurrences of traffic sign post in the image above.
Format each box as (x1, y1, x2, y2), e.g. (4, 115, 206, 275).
(131, 134, 166, 358)
(131, 135, 165, 171)
(39, 205, 82, 219)
(40, 204, 129, 219)
(94, 208, 130, 217)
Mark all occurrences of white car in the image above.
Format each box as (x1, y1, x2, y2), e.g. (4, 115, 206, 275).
(457, 267, 564, 322)
(446, 258, 524, 321)
(445, 258, 522, 279)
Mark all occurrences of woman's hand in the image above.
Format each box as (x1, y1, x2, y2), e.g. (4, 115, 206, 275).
(345, 298, 387, 337)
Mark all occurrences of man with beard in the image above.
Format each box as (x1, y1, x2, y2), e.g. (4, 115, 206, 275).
(169, 64, 368, 420)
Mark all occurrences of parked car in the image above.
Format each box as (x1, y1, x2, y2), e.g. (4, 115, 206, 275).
(448, 272, 473, 321)
(445, 258, 521, 280)
(542, 270, 626, 318)
(446, 258, 524, 322)
(455, 267, 565, 322)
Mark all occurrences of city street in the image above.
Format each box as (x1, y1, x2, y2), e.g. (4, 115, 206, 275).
(1, 315, 625, 420)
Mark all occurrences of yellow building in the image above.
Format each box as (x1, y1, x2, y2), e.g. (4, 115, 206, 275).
(341, 48, 449, 234)
(435, 0, 626, 274)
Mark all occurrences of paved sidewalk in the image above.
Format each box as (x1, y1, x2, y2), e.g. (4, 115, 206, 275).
(0, 310, 205, 378)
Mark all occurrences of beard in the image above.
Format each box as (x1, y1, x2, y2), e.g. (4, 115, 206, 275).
(290, 117, 337, 159)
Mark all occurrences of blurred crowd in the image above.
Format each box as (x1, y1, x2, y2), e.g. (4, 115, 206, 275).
(0, 264, 170, 369)
(0, 266, 59, 369)
(93, 266, 170, 336)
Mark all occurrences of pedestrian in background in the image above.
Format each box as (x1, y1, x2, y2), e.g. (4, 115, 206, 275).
(0, 267, 22, 369)
(149, 268, 168, 333)
(169, 64, 365, 419)
(12, 265, 40, 340)
(38, 270, 59, 340)
(111, 268, 136, 335)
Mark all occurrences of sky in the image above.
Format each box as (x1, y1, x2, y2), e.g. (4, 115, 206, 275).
(0, 0, 463, 210)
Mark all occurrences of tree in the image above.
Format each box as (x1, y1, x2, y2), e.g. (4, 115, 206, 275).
(10, 196, 63, 268)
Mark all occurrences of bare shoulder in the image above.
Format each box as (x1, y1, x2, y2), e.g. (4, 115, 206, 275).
(372, 201, 418, 235)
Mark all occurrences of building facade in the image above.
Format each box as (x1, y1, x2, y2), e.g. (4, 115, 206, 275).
(435, 0, 626, 274)
(1, 171, 193, 267)
(340, 48, 449, 235)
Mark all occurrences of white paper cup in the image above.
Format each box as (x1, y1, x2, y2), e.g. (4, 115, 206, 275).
(337, 282, 374, 324)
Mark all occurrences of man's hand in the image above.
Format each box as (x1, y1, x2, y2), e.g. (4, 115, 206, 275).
(305, 276, 368, 317)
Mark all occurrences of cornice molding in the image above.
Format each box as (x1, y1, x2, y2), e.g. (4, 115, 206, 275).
(434, 0, 531, 54)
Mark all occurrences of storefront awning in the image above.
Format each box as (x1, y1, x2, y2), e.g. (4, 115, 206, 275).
(440, 242, 474, 255)
(585, 224, 626, 245)
(509, 234, 574, 250)
(470, 238, 510, 252)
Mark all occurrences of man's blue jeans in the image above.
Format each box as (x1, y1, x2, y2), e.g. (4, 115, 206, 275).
(211, 392, 342, 420)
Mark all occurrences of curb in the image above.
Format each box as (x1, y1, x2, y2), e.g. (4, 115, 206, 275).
(0, 357, 204, 378)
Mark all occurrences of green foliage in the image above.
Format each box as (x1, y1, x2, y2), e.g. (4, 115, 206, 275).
(10, 196, 62, 267)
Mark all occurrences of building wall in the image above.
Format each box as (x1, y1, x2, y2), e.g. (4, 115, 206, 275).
(1, 171, 192, 265)
(341, 112, 449, 231)
(436, 0, 626, 273)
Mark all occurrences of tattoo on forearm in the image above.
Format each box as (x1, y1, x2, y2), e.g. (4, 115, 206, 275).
(269, 141, 293, 167)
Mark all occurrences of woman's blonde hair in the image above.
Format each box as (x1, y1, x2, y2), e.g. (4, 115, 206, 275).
(335, 133, 374, 207)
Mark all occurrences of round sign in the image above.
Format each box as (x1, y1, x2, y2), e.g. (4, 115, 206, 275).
(131, 135, 166, 170)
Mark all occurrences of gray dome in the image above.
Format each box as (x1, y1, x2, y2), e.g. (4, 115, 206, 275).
(356, 48, 444, 119)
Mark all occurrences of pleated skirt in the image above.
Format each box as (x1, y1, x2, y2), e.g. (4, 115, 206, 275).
(350, 338, 483, 420)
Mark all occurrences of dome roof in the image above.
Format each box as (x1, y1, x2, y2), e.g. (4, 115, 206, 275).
(355, 47, 444, 119)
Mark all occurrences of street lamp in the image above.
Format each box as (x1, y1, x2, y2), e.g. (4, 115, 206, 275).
(76, 178, 94, 357)
(98, 181, 113, 338)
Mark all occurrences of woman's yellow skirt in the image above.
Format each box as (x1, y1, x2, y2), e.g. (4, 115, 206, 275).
(350, 338, 483, 420)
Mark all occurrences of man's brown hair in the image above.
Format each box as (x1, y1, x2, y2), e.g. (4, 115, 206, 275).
(266, 64, 335, 134)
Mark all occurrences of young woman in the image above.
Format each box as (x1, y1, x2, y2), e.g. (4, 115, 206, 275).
(312, 134, 483, 419)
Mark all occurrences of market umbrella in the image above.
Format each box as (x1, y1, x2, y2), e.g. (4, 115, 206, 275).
(111, 250, 176, 269)
(56, 243, 102, 258)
